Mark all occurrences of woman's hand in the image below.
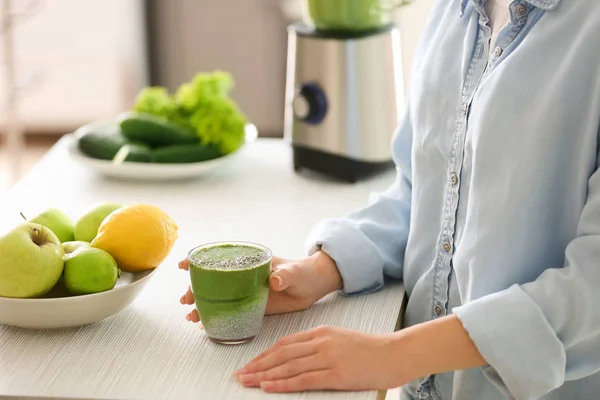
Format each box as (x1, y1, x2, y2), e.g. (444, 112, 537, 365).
(232, 325, 404, 393)
(178, 250, 343, 325)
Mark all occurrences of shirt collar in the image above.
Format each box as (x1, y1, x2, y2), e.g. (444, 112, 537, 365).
(460, 0, 561, 15)
(524, 0, 561, 10)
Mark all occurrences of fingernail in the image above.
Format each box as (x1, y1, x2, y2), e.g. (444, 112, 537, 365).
(238, 374, 254, 384)
(186, 314, 191, 321)
(274, 275, 284, 288)
(180, 297, 185, 304)
(233, 367, 247, 377)
(261, 381, 275, 391)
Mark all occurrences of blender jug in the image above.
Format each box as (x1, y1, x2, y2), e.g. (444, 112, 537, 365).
(304, 0, 411, 32)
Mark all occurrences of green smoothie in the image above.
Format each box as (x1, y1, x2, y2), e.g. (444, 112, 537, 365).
(188, 242, 271, 344)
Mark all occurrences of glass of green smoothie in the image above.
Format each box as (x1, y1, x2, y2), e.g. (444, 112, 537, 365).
(187, 241, 271, 345)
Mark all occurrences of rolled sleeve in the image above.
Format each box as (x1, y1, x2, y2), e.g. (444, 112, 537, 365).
(306, 218, 387, 295)
(454, 285, 566, 400)
(455, 155, 600, 399)
(305, 108, 414, 296)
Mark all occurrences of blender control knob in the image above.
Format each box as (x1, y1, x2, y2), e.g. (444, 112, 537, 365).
(292, 83, 327, 124)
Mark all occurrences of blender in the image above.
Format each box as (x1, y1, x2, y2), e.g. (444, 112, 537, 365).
(284, 0, 409, 183)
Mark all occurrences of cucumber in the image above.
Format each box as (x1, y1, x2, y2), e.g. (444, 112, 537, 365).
(118, 112, 198, 147)
(115, 143, 154, 163)
(152, 144, 222, 163)
(77, 123, 153, 163)
(77, 123, 127, 160)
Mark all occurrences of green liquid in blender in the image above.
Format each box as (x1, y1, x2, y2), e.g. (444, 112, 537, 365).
(307, 0, 398, 32)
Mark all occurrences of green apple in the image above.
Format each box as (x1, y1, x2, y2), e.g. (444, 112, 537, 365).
(63, 247, 119, 295)
(74, 202, 123, 242)
(62, 241, 90, 254)
(28, 208, 74, 243)
(0, 223, 65, 298)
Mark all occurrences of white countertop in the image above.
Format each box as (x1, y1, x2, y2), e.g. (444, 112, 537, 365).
(0, 137, 404, 400)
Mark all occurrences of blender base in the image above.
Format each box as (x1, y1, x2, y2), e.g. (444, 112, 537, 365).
(292, 145, 394, 184)
(284, 22, 404, 184)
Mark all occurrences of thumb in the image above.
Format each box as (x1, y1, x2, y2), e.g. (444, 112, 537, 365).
(269, 262, 299, 292)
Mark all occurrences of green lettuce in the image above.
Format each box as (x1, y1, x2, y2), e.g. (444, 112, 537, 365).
(131, 71, 248, 155)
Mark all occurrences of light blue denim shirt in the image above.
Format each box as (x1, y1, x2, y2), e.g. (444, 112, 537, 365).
(306, 0, 600, 399)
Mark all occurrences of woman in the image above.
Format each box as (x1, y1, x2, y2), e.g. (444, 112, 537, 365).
(179, 0, 600, 398)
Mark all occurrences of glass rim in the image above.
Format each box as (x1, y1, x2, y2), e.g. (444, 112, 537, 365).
(187, 240, 273, 263)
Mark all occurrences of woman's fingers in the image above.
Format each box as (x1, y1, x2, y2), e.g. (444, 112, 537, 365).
(186, 308, 200, 323)
(180, 286, 194, 305)
(237, 354, 325, 387)
(185, 309, 204, 329)
(178, 262, 197, 324)
(179, 279, 202, 326)
(269, 257, 292, 291)
(178, 259, 189, 271)
(237, 329, 318, 374)
(259, 370, 333, 393)
(269, 262, 301, 292)
(269, 273, 288, 291)
(237, 341, 318, 376)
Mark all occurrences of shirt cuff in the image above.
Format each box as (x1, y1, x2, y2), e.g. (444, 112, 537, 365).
(305, 218, 384, 296)
(453, 285, 566, 400)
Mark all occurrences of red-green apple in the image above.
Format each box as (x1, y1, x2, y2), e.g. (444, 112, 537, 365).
(0, 223, 65, 298)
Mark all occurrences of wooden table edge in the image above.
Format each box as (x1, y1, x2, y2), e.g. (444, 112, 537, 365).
(377, 286, 407, 400)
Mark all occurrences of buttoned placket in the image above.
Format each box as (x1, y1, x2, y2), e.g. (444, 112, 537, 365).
(430, 1, 491, 325)
(419, 1, 533, 399)
(431, 0, 533, 323)
(484, 0, 533, 77)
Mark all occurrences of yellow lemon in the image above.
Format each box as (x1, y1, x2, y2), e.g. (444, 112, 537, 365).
(91, 204, 178, 272)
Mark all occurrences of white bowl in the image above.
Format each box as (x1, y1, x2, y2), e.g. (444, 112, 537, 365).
(0, 269, 157, 330)
(67, 123, 258, 182)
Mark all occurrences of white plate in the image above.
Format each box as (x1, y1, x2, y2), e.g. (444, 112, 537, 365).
(0, 268, 157, 330)
(66, 123, 258, 181)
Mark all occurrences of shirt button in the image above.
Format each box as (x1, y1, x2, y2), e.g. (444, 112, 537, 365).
(450, 172, 458, 186)
(516, 4, 528, 16)
(494, 47, 503, 57)
(462, 104, 468, 114)
(443, 241, 452, 253)
(434, 304, 444, 316)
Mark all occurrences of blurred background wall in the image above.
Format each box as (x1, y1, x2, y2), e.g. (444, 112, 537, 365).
(0, 0, 148, 134)
(0, 0, 433, 138)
